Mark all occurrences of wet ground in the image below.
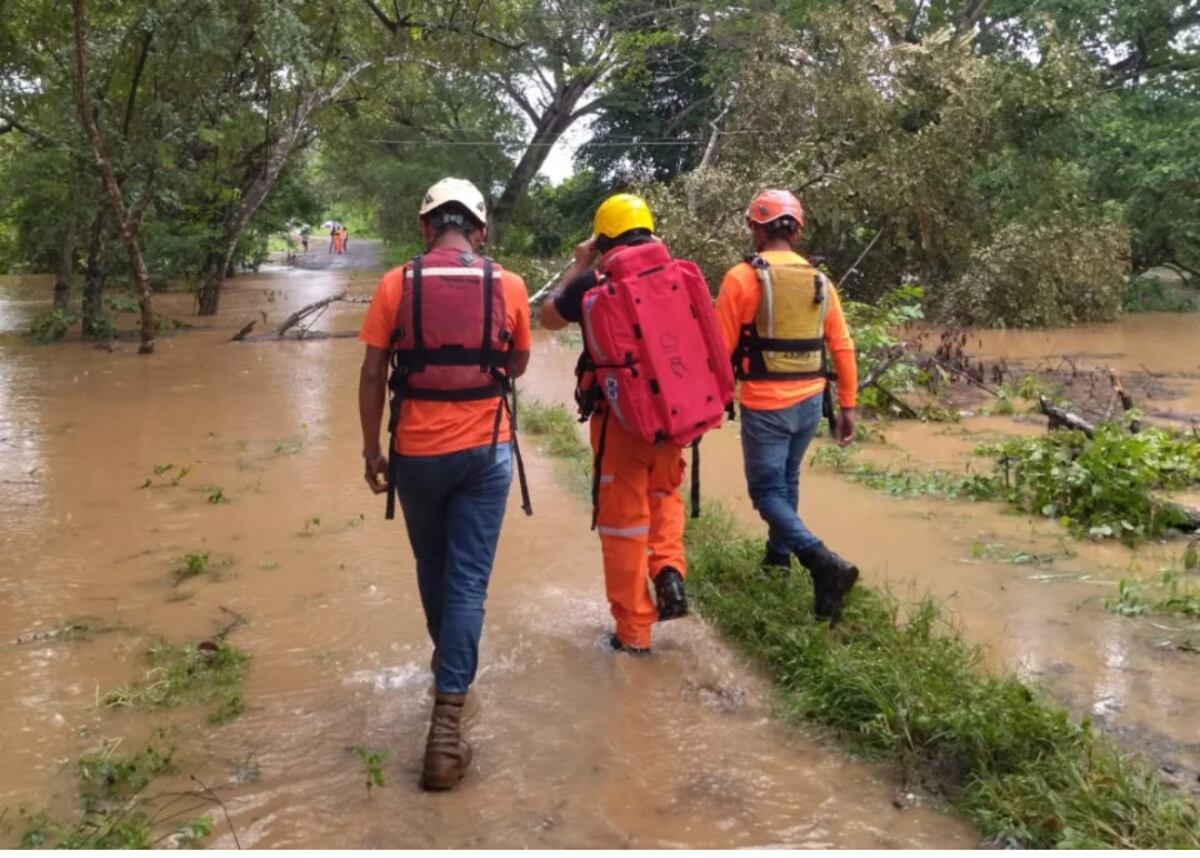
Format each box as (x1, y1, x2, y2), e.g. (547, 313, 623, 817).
(1, 243, 1197, 845)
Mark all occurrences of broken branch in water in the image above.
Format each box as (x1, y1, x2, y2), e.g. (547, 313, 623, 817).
(1039, 395, 1096, 437)
(1108, 369, 1142, 433)
(276, 290, 348, 335)
(229, 320, 256, 342)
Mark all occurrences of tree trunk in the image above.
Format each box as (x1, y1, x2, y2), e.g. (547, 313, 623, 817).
(53, 214, 77, 312)
(490, 76, 597, 246)
(71, 0, 155, 354)
(81, 211, 107, 338)
(195, 59, 377, 316)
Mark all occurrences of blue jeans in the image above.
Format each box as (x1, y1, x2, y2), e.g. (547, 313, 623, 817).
(740, 396, 824, 556)
(394, 443, 512, 695)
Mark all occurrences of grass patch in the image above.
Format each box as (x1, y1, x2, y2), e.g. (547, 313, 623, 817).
(521, 399, 592, 495)
(17, 732, 212, 849)
(170, 551, 221, 585)
(4, 615, 125, 649)
(1106, 558, 1200, 619)
(687, 507, 1200, 848)
(524, 400, 1200, 849)
(100, 640, 249, 722)
(811, 444, 997, 500)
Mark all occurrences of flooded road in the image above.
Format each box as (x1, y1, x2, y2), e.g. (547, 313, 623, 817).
(0, 245, 975, 847)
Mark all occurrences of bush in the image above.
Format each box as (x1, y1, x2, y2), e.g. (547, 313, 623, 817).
(937, 217, 1128, 327)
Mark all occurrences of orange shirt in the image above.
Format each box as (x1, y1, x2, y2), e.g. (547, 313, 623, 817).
(715, 250, 857, 411)
(359, 262, 532, 456)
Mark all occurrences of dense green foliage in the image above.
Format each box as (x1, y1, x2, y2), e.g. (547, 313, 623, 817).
(985, 426, 1200, 543)
(3, 0, 1198, 329)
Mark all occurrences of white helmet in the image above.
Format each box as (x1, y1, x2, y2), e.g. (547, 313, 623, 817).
(419, 177, 487, 226)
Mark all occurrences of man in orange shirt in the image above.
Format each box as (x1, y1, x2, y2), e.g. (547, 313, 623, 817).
(358, 178, 531, 790)
(715, 189, 860, 624)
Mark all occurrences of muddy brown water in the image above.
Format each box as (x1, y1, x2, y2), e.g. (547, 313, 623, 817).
(2, 248, 1197, 845)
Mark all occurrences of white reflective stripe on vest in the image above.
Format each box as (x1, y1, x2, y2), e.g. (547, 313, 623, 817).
(405, 267, 501, 278)
(598, 474, 615, 485)
(596, 524, 650, 538)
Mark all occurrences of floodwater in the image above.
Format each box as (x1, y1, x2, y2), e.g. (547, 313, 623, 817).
(0, 245, 975, 848)
(2, 247, 1197, 846)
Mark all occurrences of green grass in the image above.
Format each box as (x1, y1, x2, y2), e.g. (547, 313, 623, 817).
(17, 732, 212, 849)
(520, 399, 592, 495)
(522, 400, 1200, 849)
(100, 640, 249, 722)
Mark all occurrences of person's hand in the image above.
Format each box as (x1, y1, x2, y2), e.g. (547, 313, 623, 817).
(364, 450, 389, 494)
(574, 236, 598, 268)
(837, 408, 857, 447)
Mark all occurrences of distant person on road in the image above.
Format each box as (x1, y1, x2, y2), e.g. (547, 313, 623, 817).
(341, 225, 350, 253)
(715, 189, 860, 625)
(300, 225, 310, 253)
(328, 223, 338, 254)
(357, 177, 532, 791)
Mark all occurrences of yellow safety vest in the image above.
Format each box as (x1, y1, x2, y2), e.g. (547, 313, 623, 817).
(734, 255, 830, 380)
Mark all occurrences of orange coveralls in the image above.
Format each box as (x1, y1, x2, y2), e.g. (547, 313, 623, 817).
(589, 399, 687, 650)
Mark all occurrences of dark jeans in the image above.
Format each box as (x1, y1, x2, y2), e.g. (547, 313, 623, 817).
(740, 395, 824, 556)
(394, 443, 512, 694)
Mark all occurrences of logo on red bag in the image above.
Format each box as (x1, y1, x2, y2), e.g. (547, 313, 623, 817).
(605, 377, 619, 401)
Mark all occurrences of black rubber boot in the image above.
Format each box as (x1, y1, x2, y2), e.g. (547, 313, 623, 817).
(795, 543, 859, 625)
(761, 544, 791, 573)
(608, 633, 652, 655)
(653, 566, 688, 621)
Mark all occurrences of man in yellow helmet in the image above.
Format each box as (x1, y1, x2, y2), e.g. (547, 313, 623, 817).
(541, 194, 690, 654)
(715, 189, 860, 624)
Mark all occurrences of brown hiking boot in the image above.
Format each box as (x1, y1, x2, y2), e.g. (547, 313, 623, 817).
(422, 693, 472, 791)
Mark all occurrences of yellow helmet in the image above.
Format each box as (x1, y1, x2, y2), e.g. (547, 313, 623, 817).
(593, 193, 655, 239)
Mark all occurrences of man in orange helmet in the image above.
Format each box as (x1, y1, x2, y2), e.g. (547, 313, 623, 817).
(715, 189, 861, 624)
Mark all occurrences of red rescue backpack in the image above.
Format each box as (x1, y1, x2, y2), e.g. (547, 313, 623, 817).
(386, 247, 531, 519)
(575, 241, 734, 520)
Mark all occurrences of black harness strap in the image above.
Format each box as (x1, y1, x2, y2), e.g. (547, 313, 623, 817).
(690, 439, 701, 519)
(480, 258, 494, 373)
(590, 408, 611, 530)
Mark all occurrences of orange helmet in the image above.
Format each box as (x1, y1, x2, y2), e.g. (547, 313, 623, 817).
(746, 189, 804, 230)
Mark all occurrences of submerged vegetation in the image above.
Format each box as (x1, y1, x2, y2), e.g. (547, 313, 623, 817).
(523, 400, 1200, 849)
(18, 732, 212, 849)
(100, 639, 249, 724)
(812, 423, 1200, 546)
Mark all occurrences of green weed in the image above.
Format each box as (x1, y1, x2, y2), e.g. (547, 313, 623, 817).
(811, 444, 999, 500)
(205, 486, 229, 505)
(139, 463, 193, 489)
(100, 640, 249, 722)
(171, 551, 213, 585)
(352, 746, 387, 793)
(300, 516, 321, 536)
(1106, 567, 1200, 619)
(18, 732, 212, 849)
(968, 542, 1075, 567)
(207, 692, 244, 725)
(521, 399, 592, 495)
(273, 436, 305, 456)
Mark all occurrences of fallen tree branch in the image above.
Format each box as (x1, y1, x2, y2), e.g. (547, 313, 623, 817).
(275, 290, 347, 336)
(230, 320, 256, 342)
(1109, 369, 1142, 433)
(857, 346, 907, 392)
(1039, 395, 1096, 438)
